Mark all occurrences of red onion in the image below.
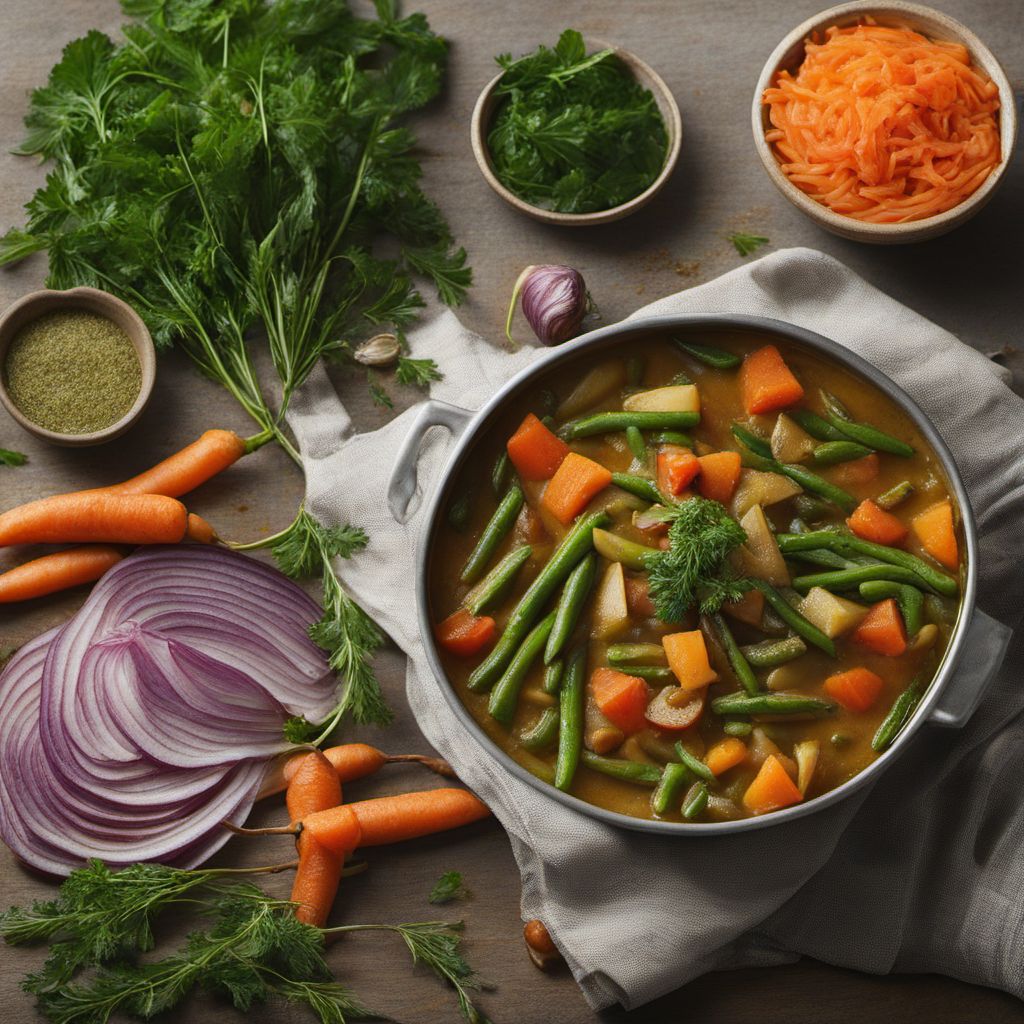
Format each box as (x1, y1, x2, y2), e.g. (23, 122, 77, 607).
(0, 546, 337, 876)
(505, 264, 588, 346)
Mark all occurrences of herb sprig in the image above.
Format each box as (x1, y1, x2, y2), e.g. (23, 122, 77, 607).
(428, 871, 470, 905)
(0, 448, 27, 467)
(728, 232, 770, 257)
(487, 29, 667, 213)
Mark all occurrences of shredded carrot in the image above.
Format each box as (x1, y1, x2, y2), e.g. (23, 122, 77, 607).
(764, 22, 1001, 223)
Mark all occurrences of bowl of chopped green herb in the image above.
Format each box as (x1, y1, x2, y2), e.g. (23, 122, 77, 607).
(471, 30, 682, 226)
(0, 287, 156, 446)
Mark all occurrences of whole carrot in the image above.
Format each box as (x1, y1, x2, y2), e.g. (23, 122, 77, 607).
(0, 546, 125, 603)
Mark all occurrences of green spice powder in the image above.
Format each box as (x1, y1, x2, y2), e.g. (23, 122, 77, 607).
(3, 311, 141, 434)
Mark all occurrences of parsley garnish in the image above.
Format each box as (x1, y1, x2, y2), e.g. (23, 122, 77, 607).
(396, 356, 443, 389)
(487, 29, 668, 213)
(428, 871, 469, 905)
(728, 232, 770, 257)
(0, 448, 27, 467)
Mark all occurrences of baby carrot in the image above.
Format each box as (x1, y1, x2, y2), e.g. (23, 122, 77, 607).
(287, 751, 343, 822)
(0, 545, 125, 603)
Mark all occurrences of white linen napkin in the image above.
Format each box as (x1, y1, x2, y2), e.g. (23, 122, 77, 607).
(286, 248, 1023, 1010)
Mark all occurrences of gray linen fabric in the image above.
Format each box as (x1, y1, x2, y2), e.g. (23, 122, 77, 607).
(286, 248, 1024, 1010)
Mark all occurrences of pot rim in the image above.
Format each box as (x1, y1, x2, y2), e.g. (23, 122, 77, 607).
(414, 312, 977, 835)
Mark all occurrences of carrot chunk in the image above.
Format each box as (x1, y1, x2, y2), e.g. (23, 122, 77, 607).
(739, 345, 805, 415)
(722, 588, 764, 627)
(662, 630, 718, 691)
(590, 668, 650, 734)
(911, 500, 958, 570)
(696, 451, 742, 504)
(832, 453, 880, 486)
(506, 413, 570, 481)
(624, 575, 656, 618)
(743, 754, 804, 814)
(852, 599, 907, 657)
(435, 609, 496, 657)
(847, 499, 908, 546)
(705, 737, 748, 776)
(656, 445, 700, 496)
(541, 452, 612, 525)
(824, 667, 885, 712)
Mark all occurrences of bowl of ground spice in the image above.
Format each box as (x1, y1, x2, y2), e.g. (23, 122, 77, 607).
(0, 287, 155, 446)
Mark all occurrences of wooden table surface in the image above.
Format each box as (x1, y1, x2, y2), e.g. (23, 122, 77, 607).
(2, 1, 1023, 1021)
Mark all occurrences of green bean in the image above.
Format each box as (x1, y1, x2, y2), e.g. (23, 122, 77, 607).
(545, 552, 598, 663)
(651, 762, 690, 816)
(793, 494, 832, 522)
(607, 642, 666, 666)
(464, 544, 532, 616)
(674, 338, 741, 369)
(592, 528, 659, 571)
(447, 491, 472, 531)
(792, 563, 929, 594)
(740, 636, 808, 668)
(488, 613, 556, 726)
(542, 658, 564, 695)
(625, 425, 648, 462)
(723, 720, 753, 737)
(785, 547, 856, 570)
(651, 430, 693, 447)
(820, 391, 914, 457)
(682, 781, 709, 820)
(491, 450, 511, 496)
(711, 692, 837, 717)
(811, 441, 873, 466)
(730, 423, 772, 458)
(460, 485, 524, 584)
(520, 707, 560, 751)
(581, 751, 662, 785)
(610, 472, 662, 504)
(830, 732, 852, 749)
(858, 580, 924, 635)
(871, 677, 924, 752)
(626, 357, 645, 387)
(789, 409, 847, 442)
(775, 530, 958, 596)
(673, 740, 715, 782)
(614, 664, 673, 682)
(876, 480, 914, 510)
(708, 612, 759, 695)
(560, 411, 700, 440)
(751, 581, 837, 656)
(555, 646, 586, 791)
(468, 511, 610, 692)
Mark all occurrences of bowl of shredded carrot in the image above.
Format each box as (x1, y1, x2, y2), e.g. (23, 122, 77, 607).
(752, 1, 1017, 243)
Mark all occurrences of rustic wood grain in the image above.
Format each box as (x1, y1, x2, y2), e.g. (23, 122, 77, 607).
(1, 1, 1023, 1022)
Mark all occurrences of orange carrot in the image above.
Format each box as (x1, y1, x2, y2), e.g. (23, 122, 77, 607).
(824, 667, 884, 712)
(832, 453, 880, 486)
(435, 608, 496, 657)
(656, 445, 700, 496)
(696, 451, 741, 504)
(287, 751, 343, 822)
(506, 413, 570, 481)
(0, 492, 191, 547)
(722, 588, 764, 628)
(705, 737, 748, 776)
(0, 545, 125, 603)
(590, 668, 650, 734)
(523, 919, 562, 971)
(302, 788, 490, 852)
(108, 429, 248, 498)
(847, 499, 908, 546)
(541, 452, 612, 524)
(185, 513, 218, 544)
(739, 345, 804, 415)
(853, 599, 907, 657)
(911, 500, 958, 570)
(663, 630, 718, 691)
(743, 754, 804, 814)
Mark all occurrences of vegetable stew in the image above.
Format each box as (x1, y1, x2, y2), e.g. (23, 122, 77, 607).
(429, 331, 963, 823)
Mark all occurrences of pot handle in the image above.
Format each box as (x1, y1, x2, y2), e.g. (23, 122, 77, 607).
(927, 608, 1012, 729)
(387, 399, 474, 524)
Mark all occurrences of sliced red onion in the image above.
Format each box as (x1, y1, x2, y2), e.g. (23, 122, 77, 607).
(0, 546, 337, 875)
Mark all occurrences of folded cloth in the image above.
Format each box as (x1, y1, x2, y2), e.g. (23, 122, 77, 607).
(286, 248, 1024, 1010)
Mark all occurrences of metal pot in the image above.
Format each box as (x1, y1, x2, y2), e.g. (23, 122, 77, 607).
(387, 314, 1009, 835)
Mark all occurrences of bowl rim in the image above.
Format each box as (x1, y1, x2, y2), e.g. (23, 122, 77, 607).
(0, 286, 156, 446)
(469, 39, 683, 226)
(751, 0, 1019, 238)
(415, 312, 978, 836)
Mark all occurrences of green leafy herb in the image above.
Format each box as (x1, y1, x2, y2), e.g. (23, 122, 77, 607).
(0, 448, 27, 467)
(396, 356, 442, 389)
(487, 29, 667, 213)
(368, 378, 395, 410)
(647, 497, 749, 621)
(728, 232, 770, 257)
(0, 0, 471, 735)
(428, 871, 469, 905)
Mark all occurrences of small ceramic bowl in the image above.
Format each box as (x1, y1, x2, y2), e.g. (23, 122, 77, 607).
(752, 1, 1018, 244)
(0, 286, 156, 447)
(470, 41, 682, 226)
